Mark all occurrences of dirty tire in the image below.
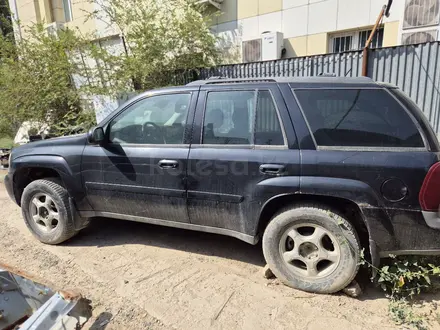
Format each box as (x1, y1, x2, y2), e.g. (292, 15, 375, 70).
(262, 204, 360, 294)
(21, 178, 78, 245)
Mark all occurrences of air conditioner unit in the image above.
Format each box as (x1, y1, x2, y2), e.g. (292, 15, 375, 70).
(402, 30, 438, 44)
(45, 22, 65, 37)
(242, 39, 262, 63)
(403, 0, 440, 29)
(261, 31, 284, 61)
(197, 0, 223, 10)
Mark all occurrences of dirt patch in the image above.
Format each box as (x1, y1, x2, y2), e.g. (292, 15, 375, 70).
(0, 169, 7, 183)
(1, 182, 439, 329)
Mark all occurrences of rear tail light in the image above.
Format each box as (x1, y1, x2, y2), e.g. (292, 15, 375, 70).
(419, 162, 440, 211)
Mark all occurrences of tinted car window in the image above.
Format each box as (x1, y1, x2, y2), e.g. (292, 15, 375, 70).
(202, 91, 285, 146)
(294, 89, 424, 148)
(203, 91, 254, 145)
(109, 94, 190, 144)
(255, 91, 284, 145)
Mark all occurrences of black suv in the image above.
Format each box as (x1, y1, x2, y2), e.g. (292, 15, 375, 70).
(5, 77, 440, 294)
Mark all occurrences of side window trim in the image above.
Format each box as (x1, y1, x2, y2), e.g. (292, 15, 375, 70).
(255, 89, 288, 147)
(291, 87, 428, 152)
(199, 88, 288, 149)
(291, 89, 319, 150)
(106, 92, 192, 147)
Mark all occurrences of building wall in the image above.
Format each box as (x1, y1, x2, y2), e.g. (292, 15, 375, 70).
(64, 0, 96, 34)
(8, 0, 98, 38)
(8, 0, 407, 61)
(213, 0, 405, 61)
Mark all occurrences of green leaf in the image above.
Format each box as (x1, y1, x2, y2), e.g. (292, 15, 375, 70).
(424, 275, 431, 285)
(382, 265, 390, 272)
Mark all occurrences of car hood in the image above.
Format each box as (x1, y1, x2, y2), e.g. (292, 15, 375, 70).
(11, 134, 88, 160)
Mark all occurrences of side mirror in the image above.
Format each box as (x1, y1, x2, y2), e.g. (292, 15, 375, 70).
(88, 127, 105, 144)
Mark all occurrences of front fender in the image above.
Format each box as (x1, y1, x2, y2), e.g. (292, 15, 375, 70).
(11, 155, 84, 203)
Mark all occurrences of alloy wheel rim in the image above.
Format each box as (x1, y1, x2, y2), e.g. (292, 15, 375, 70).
(279, 223, 341, 278)
(29, 193, 60, 232)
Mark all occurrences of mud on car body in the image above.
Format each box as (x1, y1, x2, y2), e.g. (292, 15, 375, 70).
(5, 77, 440, 294)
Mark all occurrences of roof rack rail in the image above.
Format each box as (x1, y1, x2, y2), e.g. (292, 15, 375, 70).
(186, 76, 375, 86)
(186, 78, 278, 86)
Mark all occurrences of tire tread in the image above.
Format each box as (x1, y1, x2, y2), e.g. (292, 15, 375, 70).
(262, 203, 360, 294)
(21, 178, 78, 244)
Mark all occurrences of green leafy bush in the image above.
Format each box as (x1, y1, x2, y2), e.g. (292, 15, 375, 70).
(0, 136, 14, 149)
(51, 109, 97, 136)
(361, 252, 440, 329)
(361, 253, 440, 299)
(88, 0, 219, 91)
(389, 299, 427, 330)
(0, 26, 86, 135)
(0, 1, 219, 138)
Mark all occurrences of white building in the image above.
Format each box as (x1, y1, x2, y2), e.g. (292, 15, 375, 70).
(207, 0, 440, 62)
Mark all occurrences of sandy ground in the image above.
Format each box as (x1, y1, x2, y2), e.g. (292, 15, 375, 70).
(1, 169, 439, 329)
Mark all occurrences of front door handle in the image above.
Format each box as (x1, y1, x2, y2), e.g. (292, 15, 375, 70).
(259, 164, 285, 175)
(158, 159, 179, 169)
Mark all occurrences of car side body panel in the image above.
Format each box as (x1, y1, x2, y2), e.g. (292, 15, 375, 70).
(7, 134, 90, 210)
(5, 79, 440, 257)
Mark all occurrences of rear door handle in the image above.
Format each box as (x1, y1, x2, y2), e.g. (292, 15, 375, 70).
(158, 159, 179, 169)
(259, 164, 286, 175)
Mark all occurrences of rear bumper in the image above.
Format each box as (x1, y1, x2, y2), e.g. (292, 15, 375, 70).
(4, 174, 16, 204)
(422, 210, 440, 229)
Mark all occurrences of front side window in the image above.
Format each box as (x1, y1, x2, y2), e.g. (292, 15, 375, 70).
(202, 90, 284, 146)
(109, 93, 190, 145)
(294, 89, 424, 148)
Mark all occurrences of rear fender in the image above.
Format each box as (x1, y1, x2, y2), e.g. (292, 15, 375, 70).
(300, 176, 383, 208)
(257, 176, 392, 263)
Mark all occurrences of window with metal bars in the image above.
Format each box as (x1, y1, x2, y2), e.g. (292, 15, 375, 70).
(332, 35, 353, 53)
(358, 28, 384, 49)
(329, 27, 384, 53)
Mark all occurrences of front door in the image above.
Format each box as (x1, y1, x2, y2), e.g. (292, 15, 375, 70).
(187, 85, 301, 237)
(82, 89, 197, 223)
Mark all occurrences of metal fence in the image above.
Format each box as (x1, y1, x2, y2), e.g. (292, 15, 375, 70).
(369, 43, 440, 135)
(186, 42, 440, 135)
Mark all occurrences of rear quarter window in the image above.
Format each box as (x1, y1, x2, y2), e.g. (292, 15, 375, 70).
(294, 89, 425, 148)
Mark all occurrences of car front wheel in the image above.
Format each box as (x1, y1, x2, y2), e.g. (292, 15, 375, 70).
(262, 204, 360, 294)
(21, 178, 78, 245)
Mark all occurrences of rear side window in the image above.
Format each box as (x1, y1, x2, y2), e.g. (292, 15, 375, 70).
(202, 90, 285, 146)
(255, 91, 284, 145)
(294, 89, 424, 148)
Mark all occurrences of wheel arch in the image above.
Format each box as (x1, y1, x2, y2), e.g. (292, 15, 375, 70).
(11, 155, 76, 205)
(257, 193, 372, 262)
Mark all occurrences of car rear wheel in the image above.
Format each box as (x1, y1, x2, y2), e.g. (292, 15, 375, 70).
(21, 178, 78, 245)
(262, 204, 360, 294)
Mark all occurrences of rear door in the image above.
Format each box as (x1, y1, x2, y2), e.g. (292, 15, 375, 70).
(186, 83, 300, 239)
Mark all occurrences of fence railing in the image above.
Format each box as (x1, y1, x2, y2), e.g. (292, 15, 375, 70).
(180, 42, 440, 135)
